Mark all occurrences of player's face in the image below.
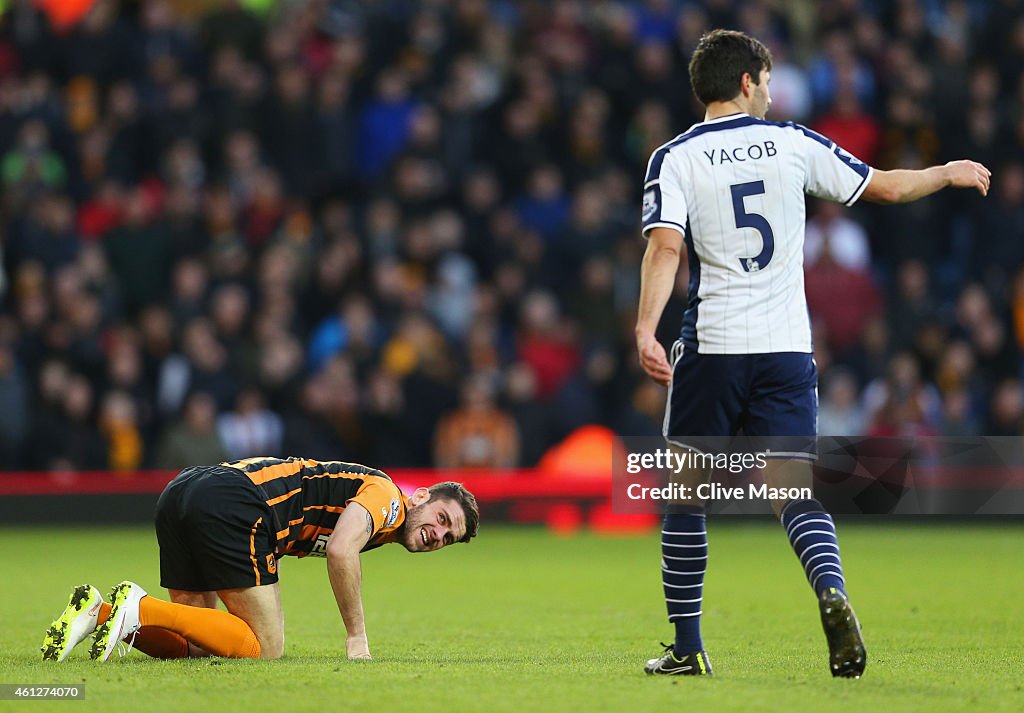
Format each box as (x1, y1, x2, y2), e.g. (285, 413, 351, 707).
(401, 497, 467, 552)
(751, 69, 771, 119)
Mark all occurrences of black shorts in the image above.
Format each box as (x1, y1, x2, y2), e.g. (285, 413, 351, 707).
(155, 465, 280, 591)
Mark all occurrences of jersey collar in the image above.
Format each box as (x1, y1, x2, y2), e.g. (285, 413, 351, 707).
(694, 112, 750, 127)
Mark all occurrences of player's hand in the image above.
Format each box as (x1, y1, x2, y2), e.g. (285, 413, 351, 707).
(346, 634, 372, 660)
(636, 330, 672, 386)
(945, 160, 991, 196)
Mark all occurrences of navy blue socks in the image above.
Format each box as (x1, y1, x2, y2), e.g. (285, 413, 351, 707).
(780, 499, 847, 596)
(661, 508, 707, 655)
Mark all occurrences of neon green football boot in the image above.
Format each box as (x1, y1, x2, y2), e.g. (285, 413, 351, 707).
(41, 584, 104, 662)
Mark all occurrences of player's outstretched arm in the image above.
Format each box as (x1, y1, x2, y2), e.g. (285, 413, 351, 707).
(861, 160, 991, 204)
(325, 503, 375, 660)
(636, 227, 685, 386)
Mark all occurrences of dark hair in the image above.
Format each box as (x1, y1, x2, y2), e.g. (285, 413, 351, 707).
(688, 29, 773, 106)
(428, 481, 479, 543)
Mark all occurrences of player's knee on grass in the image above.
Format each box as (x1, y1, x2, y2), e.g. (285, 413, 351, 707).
(218, 584, 285, 660)
(166, 589, 217, 657)
(259, 637, 284, 659)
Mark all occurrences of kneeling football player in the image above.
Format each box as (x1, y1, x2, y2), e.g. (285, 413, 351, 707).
(41, 457, 478, 662)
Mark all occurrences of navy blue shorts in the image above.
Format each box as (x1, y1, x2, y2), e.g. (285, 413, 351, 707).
(664, 343, 818, 459)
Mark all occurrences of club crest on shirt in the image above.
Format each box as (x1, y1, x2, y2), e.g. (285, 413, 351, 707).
(642, 189, 657, 221)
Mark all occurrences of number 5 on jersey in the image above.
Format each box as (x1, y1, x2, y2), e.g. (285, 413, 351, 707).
(731, 181, 774, 272)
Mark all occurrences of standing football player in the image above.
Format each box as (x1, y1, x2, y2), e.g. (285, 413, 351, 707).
(635, 29, 990, 678)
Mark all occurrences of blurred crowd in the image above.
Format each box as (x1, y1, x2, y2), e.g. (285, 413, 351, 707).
(0, 0, 1023, 473)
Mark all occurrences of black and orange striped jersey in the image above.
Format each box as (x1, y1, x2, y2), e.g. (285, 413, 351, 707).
(222, 457, 408, 557)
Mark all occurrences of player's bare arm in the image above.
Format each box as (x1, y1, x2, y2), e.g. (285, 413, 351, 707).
(325, 502, 374, 660)
(862, 160, 991, 203)
(636, 227, 686, 386)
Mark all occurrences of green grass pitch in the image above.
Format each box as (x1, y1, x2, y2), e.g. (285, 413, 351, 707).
(1, 522, 1022, 712)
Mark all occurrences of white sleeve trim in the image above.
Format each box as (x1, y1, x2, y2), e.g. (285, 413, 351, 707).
(844, 166, 874, 206)
(642, 221, 686, 240)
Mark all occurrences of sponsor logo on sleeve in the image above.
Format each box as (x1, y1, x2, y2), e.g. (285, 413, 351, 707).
(834, 145, 862, 165)
(642, 190, 658, 221)
(383, 498, 401, 528)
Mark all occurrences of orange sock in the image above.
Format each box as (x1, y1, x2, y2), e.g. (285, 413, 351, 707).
(97, 602, 190, 659)
(137, 596, 261, 658)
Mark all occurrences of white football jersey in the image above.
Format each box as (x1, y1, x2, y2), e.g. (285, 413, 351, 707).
(641, 113, 873, 354)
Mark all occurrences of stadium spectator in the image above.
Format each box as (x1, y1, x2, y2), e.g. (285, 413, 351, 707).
(969, 161, 1024, 286)
(99, 389, 145, 471)
(761, 43, 811, 123)
(818, 369, 866, 437)
(1, 120, 66, 199)
(10, 194, 81, 274)
(154, 391, 227, 469)
(616, 379, 665, 438)
(887, 260, 936, 353)
(515, 165, 571, 242)
(357, 69, 418, 180)
(159, 317, 237, 414)
(864, 353, 941, 437)
(987, 378, 1024, 436)
(32, 374, 105, 470)
(103, 188, 172, 315)
(517, 290, 581, 400)
(941, 387, 980, 438)
(217, 387, 283, 460)
(805, 241, 882, 356)
(803, 200, 871, 273)
(169, 258, 209, 328)
(281, 373, 356, 461)
(501, 361, 548, 466)
(256, 331, 304, 412)
(434, 373, 519, 468)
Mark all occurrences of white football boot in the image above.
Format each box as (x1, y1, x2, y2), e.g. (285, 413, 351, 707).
(90, 581, 147, 662)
